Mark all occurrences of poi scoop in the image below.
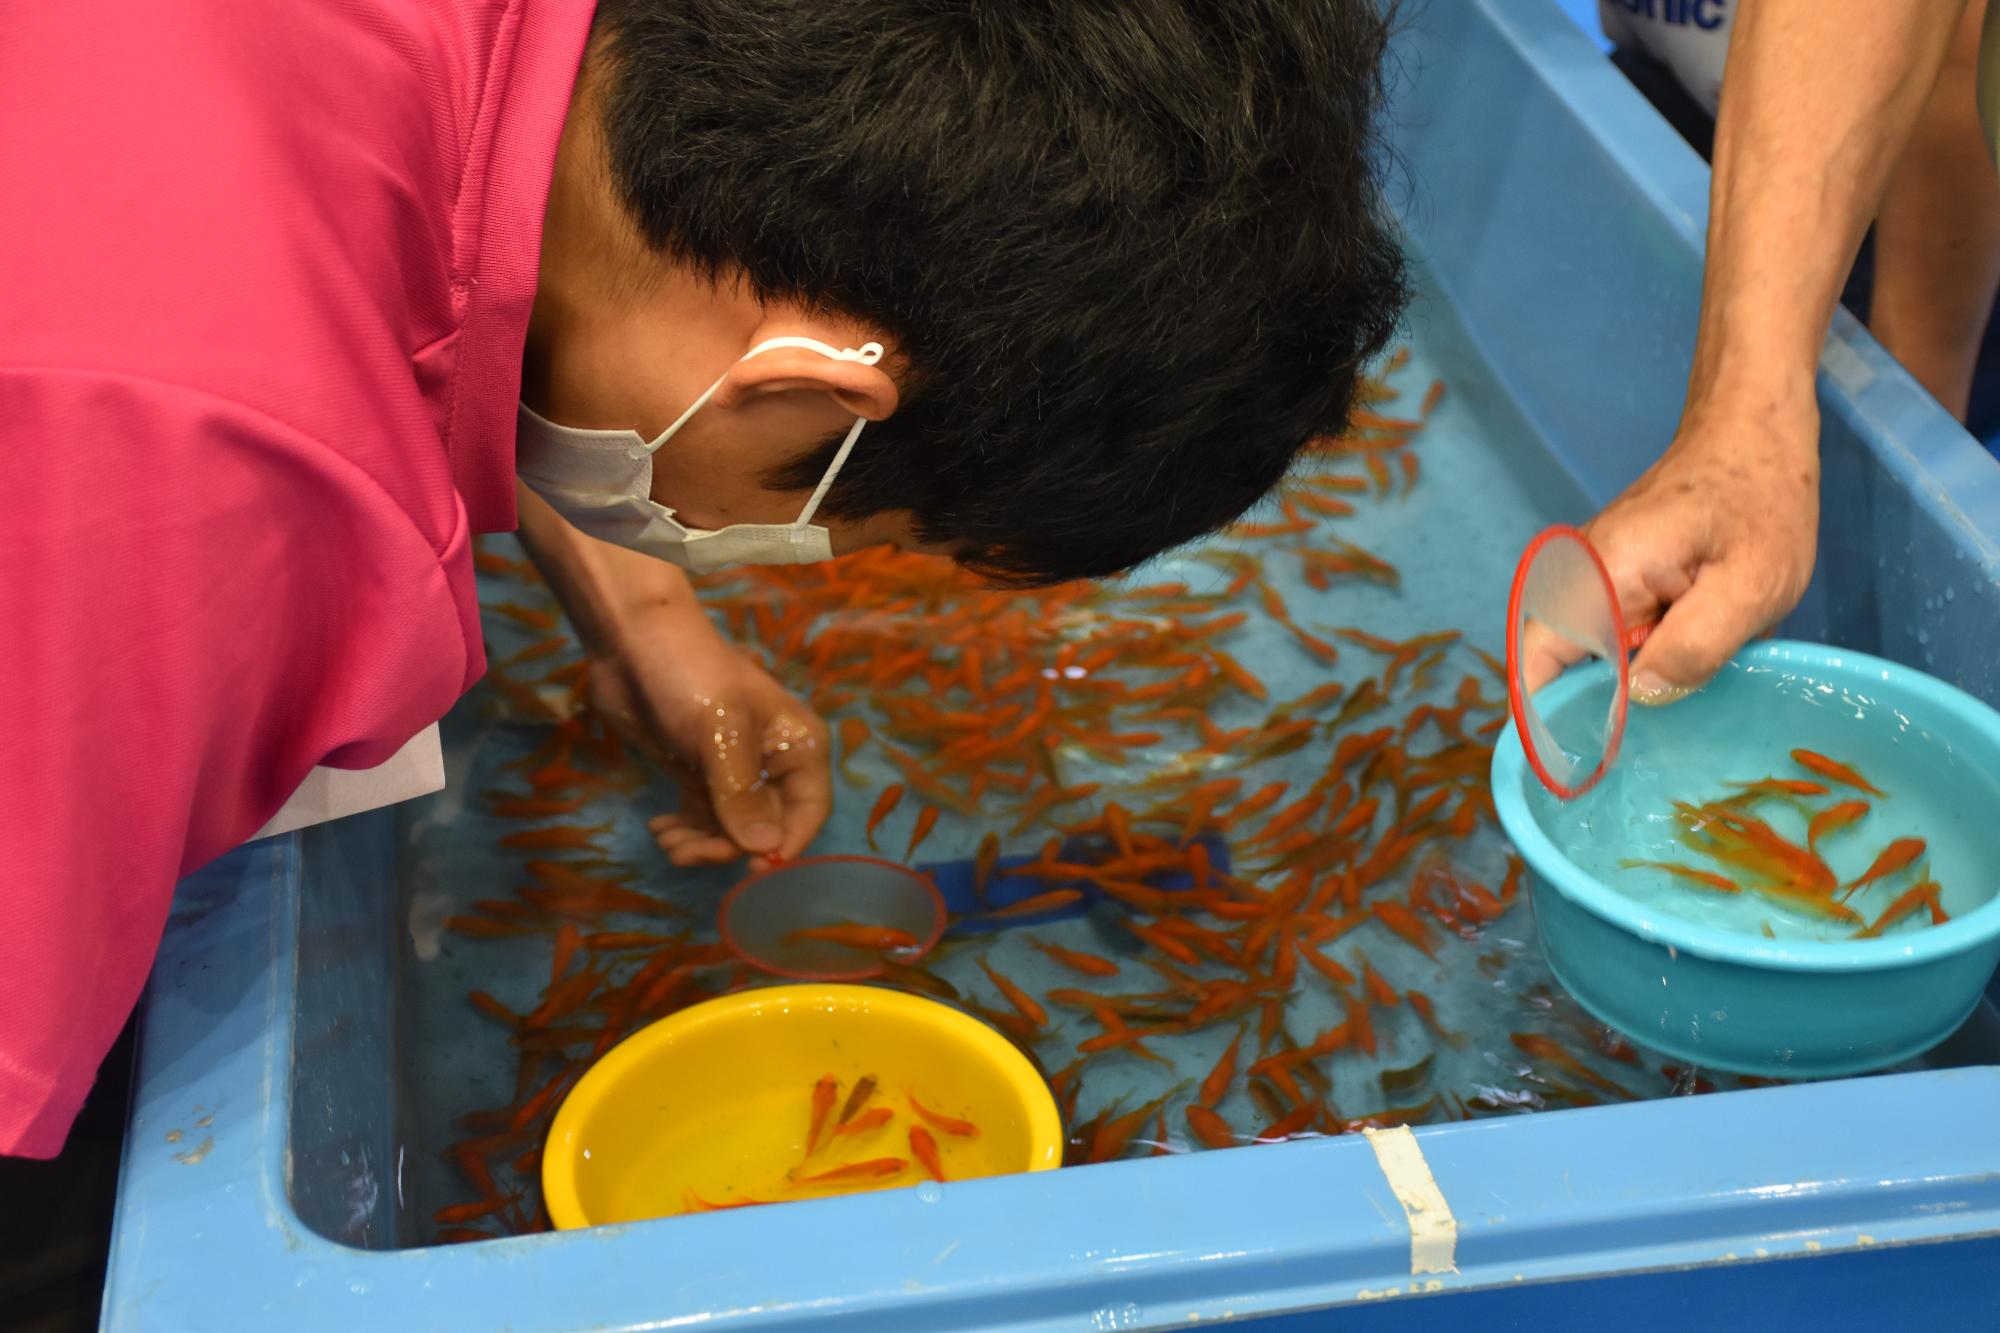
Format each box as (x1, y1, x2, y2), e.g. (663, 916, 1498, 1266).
(1505, 525, 1645, 800)
(720, 855, 946, 981)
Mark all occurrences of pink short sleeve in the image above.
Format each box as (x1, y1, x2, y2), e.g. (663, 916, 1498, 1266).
(0, 368, 473, 1157)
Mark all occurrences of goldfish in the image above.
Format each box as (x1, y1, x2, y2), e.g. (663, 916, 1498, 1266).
(473, 547, 537, 578)
(1210, 651, 1269, 701)
(684, 1193, 772, 1212)
(978, 959, 1049, 1030)
(908, 1095, 979, 1138)
(1845, 837, 1927, 894)
(1370, 900, 1436, 959)
(549, 924, 581, 983)
(509, 1073, 570, 1135)
(1855, 880, 1942, 939)
(987, 887, 1086, 918)
(1617, 860, 1741, 895)
(583, 930, 675, 951)
(838, 716, 870, 779)
(1027, 936, 1120, 977)
(1807, 800, 1870, 851)
(1790, 749, 1887, 798)
(1509, 1034, 1628, 1099)
(1297, 940, 1356, 990)
(501, 635, 568, 668)
(467, 991, 518, 1026)
(1675, 803, 1835, 894)
(1723, 778, 1830, 803)
(804, 1074, 839, 1157)
(521, 969, 601, 1029)
(1089, 1084, 1189, 1163)
(496, 821, 611, 852)
(909, 1126, 948, 1182)
(972, 832, 1002, 906)
(784, 924, 920, 953)
(831, 1106, 894, 1137)
(1356, 951, 1400, 1007)
(1199, 1027, 1246, 1109)
(484, 791, 595, 819)
(838, 1074, 879, 1125)
(904, 805, 940, 859)
(1407, 991, 1465, 1048)
(433, 1197, 519, 1225)
(792, 1158, 907, 1185)
(1255, 1102, 1322, 1143)
(437, 1226, 495, 1244)
(1185, 1104, 1236, 1149)
(865, 785, 905, 851)
(491, 601, 559, 631)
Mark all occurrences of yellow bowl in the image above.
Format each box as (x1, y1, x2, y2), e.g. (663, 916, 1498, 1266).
(541, 983, 1064, 1228)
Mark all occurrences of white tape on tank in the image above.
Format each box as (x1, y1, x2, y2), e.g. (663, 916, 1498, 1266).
(1362, 1125, 1458, 1275)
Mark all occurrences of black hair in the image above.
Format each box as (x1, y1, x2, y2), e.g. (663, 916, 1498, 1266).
(594, 0, 1407, 584)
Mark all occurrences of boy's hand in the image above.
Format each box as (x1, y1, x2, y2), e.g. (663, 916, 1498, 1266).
(587, 604, 831, 869)
(1521, 398, 1820, 702)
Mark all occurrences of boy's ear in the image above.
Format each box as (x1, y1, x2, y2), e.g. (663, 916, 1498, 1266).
(720, 341, 899, 422)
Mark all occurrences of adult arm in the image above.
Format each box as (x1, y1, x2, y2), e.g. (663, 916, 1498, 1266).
(1529, 0, 1973, 698)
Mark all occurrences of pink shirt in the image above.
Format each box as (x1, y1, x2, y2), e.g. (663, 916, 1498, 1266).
(0, 0, 593, 1157)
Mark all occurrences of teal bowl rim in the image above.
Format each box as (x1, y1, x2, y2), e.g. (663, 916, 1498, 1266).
(1491, 639, 2000, 972)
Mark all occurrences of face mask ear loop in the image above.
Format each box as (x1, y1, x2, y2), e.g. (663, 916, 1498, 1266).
(625, 376, 728, 461)
(789, 342, 884, 541)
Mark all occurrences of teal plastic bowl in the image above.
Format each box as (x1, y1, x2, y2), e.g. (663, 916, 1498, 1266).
(1492, 640, 2000, 1077)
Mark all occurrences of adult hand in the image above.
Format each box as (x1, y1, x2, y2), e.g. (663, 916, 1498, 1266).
(1521, 397, 1820, 703)
(586, 604, 831, 869)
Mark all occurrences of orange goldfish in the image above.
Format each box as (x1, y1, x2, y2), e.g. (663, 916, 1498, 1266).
(497, 821, 610, 852)
(1723, 778, 1830, 802)
(1618, 860, 1741, 894)
(1855, 880, 1942, 939)
(837, 1074, 878, 1125)
(1199, 1027, 1246, 1108)
(904, 805, 940, 860)
(1790, 749, 1887, 798)
(908, 1095, 979, 1138)
(1027, 936, 1120, 977)
(988, 887, 1086, 918)
(972, 832, 1001, 906)
(978, 959, 1048, 1029)
(792, 1157, 907, 1185)
(1510, 1033, 1628, 1098)
(1370, 900, 1436, 959)
(785, 924, 921, 953)
(804, 1074, 839, 1157)
(1407, 990, 1464, 1048)
(491, 601, 558, 631)
(909, 1126, 948, 1182)
(1807, 800, 1869, 852)
(1356, 951, 1400, 1007)
(865, 785, 905, 851)
(1845, 837, 1926, 894)
(433, 1197, 519, 1225)
(1185, 1104, 1237, 1150)
(831, 1106, 893, 1137)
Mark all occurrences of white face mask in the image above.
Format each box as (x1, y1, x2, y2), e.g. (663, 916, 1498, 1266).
(515, 336, 884, 574)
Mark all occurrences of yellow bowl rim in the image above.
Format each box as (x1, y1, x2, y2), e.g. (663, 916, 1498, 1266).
(540, 982, 1064, 1229)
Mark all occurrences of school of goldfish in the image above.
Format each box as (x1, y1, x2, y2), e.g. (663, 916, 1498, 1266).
(1621, 748, 1951, 939)
(429, 354, 1771, 1243)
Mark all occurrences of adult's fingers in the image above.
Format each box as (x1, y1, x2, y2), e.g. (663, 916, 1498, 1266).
(1517, 620, 1589, 695)
(1626, 562, 1769, 703)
